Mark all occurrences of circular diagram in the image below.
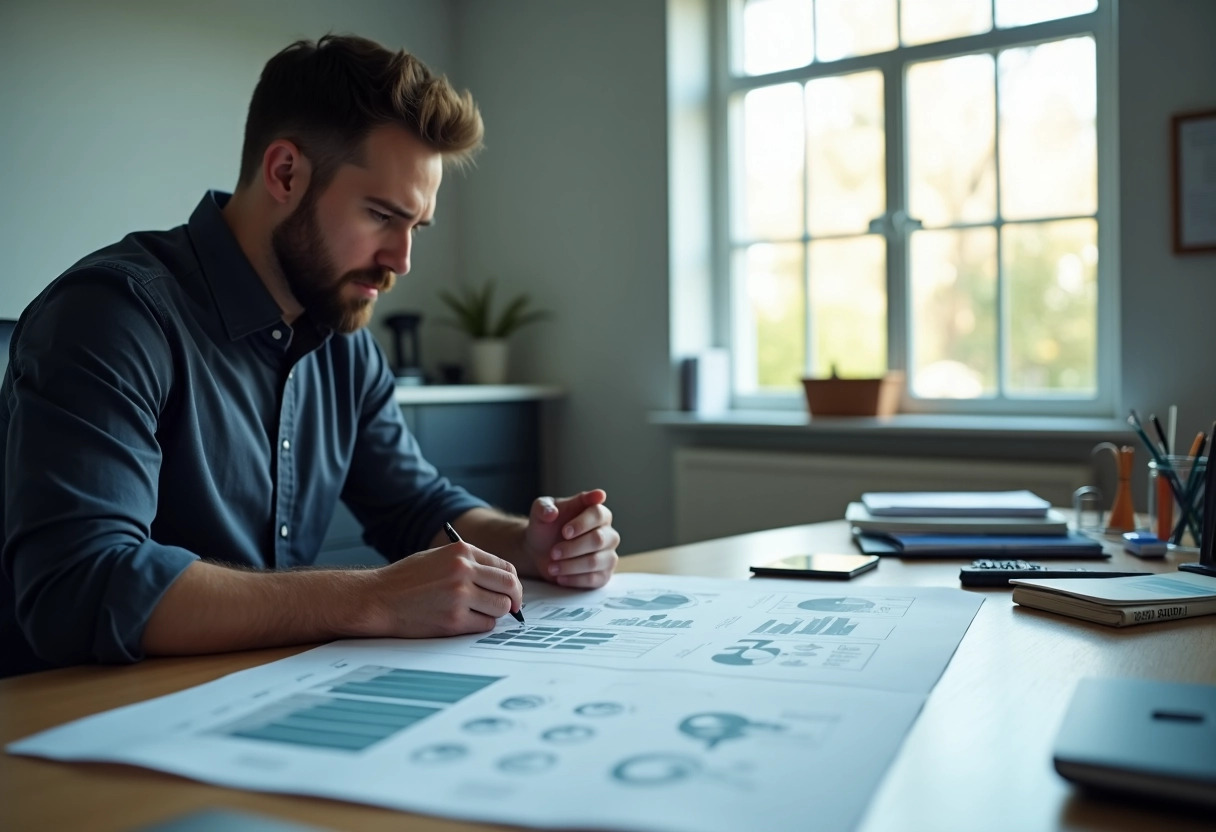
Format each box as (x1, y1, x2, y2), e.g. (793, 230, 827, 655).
(499, 695, 546, 711)
(604, 592, 695, 611)
(574, 702, 626, 717)
(497, 751, 557, 774)
(462, 717, 514, 734)
(797, 597, 875, 613)
(612, 753, 701, 786)
(711, 643, 780, 666)
(541, 724, 595, 744)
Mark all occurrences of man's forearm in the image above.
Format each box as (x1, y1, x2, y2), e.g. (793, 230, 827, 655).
(439, 507, 537, 577)
(141, 560, 378, 656)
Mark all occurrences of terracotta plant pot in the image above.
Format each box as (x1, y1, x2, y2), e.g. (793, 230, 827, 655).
(801, 371, 905, 417)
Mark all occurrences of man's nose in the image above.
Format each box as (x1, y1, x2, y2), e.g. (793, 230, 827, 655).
(379, 230, 412, 276)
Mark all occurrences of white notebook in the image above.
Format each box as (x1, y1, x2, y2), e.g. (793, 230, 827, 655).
(860, 490, 1051, 517)
(846, 502, 1069, 536)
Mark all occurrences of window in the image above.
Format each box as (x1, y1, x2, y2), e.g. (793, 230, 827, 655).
(716, 0, 1115, 414)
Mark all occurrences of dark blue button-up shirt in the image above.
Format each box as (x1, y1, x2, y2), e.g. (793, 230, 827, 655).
(0, 192, 485, 676)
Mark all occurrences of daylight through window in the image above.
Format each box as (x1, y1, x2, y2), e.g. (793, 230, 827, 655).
(722, 0, 1111, 414)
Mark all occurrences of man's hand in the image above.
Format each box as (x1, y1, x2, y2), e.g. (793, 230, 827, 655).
(143, 541, 522, 657)
(366, 540, 523, 638)
(523, 489, 620, 589)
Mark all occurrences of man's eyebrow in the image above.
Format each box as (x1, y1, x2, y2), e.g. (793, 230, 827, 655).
(368, 196, 433, 226)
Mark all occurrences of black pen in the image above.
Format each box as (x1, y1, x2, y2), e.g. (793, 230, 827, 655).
(444, 522, 525, 624)
(1150, 413, 1170, 455)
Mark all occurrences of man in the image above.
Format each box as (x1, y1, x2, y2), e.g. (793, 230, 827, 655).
(0, 35, 619, 678)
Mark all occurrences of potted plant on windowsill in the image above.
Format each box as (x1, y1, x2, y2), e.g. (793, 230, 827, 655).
(438, 280, 550, 384)
(801, 364, 904, 417)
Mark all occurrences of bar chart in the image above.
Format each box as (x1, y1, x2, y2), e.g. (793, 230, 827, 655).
(608, 614, 692, 629)
(474, 626, 671, 658)
(753, 617, 859, 636)
(214, 666, 502, 752)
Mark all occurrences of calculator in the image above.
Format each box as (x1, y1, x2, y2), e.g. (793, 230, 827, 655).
(959, 559, 1152, 587)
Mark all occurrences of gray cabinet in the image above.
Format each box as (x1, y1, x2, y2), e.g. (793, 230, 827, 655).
(315, 400, 542, 566)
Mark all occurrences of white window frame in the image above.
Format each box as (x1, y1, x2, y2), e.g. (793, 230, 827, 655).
(710, 0, 1120, 416)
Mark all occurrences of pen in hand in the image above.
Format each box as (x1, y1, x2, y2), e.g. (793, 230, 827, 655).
(444, 522, 525, 624)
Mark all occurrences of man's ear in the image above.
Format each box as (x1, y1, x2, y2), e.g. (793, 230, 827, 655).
(261, 139, 312, 207)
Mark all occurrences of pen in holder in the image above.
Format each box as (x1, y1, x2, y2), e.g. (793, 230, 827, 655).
(1179, 436, 1216, 577)
(1092, 442, 1135, 533)
(1148, 455, 1207, 551)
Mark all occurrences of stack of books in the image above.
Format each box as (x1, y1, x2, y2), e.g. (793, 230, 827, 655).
(850, 490, 1107, 559)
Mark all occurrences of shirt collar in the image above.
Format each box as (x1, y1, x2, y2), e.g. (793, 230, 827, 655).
(187, 190, 286, 342)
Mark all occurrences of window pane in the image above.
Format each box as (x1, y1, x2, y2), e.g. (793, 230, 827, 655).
(907, 55, 996, 227)
(996, 0, 1097, 28)
(999, 38, 1097, 220)
(737, 243, 805, 391)
(815, 0, 897, 61)
(1004, 219, 1097, 396)
(741, 84, 804, 239)
(909, 228, 997, 398)
(808, 236, 886, 377)
(742, 0, 814, 76)
(806, 71, 884, 237)
(901, 0, 991, 46)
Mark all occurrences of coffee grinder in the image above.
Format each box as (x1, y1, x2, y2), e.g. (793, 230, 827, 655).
(383, 312, 425, 385)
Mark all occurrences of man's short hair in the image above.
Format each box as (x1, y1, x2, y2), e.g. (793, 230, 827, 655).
(237, 34, 484, 190)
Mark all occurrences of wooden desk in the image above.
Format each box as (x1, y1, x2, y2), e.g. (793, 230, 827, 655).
(3, 522, 1214, 832)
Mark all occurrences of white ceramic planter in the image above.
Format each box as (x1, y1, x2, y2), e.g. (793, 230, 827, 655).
(469, 338, 509, 384)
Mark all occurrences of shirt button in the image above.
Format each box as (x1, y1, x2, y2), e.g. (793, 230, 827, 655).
(282, 440, 291, 451)
(288, 370, 294, 380)
(280, 525, 289, 538)
(271, 329, 283, 341)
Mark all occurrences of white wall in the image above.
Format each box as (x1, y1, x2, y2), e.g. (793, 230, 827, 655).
(0, 0, 461, 359)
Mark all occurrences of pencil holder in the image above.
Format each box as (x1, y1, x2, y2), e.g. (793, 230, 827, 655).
(1147, 455, 1207, 551)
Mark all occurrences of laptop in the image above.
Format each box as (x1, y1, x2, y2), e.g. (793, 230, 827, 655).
(1053, 677, 1216, 809)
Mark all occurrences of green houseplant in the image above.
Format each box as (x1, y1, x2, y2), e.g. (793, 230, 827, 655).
(438, 280, 550, 384)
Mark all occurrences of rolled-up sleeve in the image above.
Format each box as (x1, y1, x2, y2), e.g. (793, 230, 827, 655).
(340, 336, 487, 560)
(3, 269, 198, 666)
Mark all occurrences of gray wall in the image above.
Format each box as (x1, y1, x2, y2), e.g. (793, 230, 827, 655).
(1117, 0, 1216, 448)
(0, 0, 462, 360)
(2, 0, 1213, 554)
(451, 1, 674, 553)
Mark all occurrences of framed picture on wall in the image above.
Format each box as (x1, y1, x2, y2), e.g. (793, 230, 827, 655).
(1172, 108, 1216, 253)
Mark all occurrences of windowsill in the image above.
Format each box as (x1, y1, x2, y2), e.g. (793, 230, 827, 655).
(649, 409, 1134, 441)
(395, 384, 564, 405)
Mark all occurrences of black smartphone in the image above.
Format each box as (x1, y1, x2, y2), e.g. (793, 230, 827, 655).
(749, 553, 880, 580)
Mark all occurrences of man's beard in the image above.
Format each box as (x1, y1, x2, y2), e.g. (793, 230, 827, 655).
(270, 192, 396, 334)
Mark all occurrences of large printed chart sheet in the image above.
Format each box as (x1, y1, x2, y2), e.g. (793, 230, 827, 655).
(9, 573, 983, 832)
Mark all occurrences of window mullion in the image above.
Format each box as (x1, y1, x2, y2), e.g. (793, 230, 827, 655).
(712, 0, 733, 373)
(885, 58, 909, 392)
(993, 45, 1007, 400)
(802, 78, 813, 378)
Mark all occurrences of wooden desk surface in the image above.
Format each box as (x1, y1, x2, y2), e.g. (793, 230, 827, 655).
(3, 522, 1214, 832)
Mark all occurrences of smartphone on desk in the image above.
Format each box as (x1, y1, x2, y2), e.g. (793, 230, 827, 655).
(749, 553, 879, 580)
